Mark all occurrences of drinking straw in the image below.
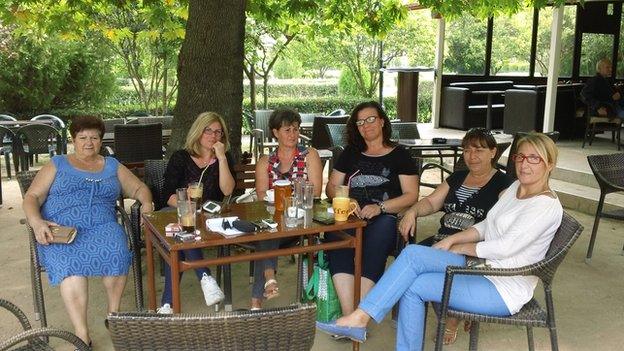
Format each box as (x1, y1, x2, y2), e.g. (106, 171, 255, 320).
(197, 162, 210, 185)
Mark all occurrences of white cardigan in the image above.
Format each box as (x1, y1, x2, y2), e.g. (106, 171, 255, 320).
(473, 181, 563, 314)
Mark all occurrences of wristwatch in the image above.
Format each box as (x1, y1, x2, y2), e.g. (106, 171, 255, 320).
(379, 201, 387, 214)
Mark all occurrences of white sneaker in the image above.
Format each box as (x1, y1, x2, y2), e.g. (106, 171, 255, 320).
(200, 273, 225, 306)
(157, 303, 173, 314)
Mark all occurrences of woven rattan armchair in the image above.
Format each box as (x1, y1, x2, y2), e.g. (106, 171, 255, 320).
(585, 153, 624, 262)
(16, 171, 144, 327)
(14, 124, 62, 172)
(310, 116, 348, 150)
(113, 123, 164, 164)
(0, 298, 90, 351)
(106, 303, 316, 351)
(325, 123, 347, 148)
(431, 211, 583, 351)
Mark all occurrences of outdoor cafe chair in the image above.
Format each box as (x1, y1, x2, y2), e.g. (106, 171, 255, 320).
(585, 153, 624, 262)
(327, 108, 346, 116)
(106, 303, 316, 351)
(14, 124, 62, 172)
(0, 298, 90, 351)
(103, 118, 127, 134)
(16, 171, 144, 328)
(310, 115, 348, 150)
(430, 211, 583, 351)
(580, 102, 622, 151)
(30, 114, 67, 154)
(325, 123, 347, 148)
(0, 126, 15, 206)
(112, 123, 164, 164)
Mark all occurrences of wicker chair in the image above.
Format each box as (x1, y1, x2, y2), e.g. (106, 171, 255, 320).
(325, 123, 347, 148)
(0, 116, 17, 178)
(13, 124, 62, 172)
(431, 211, 583, 351)
(103, 118, 127, 134)
(106, 303, 316, 351)
(310, 116, 348, 150)
(113, 123, 164, 164)
(0, 298, 90, 351)
(16, 171, 144, 327)
(585, 153, 624, 262)
(581, 104, 622, 150)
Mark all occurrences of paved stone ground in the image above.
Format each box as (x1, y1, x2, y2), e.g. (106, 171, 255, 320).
(1, 153, 624, 350)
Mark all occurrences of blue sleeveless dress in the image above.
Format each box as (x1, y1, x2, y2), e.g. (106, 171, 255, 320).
(39, 155, 131, 286)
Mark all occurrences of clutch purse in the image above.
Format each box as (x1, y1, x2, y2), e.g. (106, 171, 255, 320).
(50, 226, 78, 244)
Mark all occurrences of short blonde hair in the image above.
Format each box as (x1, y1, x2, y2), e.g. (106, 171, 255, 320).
(596, 58, 612, 73)
(517, 132, 558, 174)
(184, 112, 229, 157)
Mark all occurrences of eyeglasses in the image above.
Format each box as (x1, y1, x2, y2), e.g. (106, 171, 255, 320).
(355, 116, 377, 126)
(203, 128, 223, 137)
(511, 153, 543, 164)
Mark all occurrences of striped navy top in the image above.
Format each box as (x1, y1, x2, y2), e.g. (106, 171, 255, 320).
(455, 184, 480, 204)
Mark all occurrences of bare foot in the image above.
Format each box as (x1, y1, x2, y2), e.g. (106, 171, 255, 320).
(334, 309, 370, 328)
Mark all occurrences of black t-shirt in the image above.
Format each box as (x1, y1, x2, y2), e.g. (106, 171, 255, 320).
(333, 145, 418, 207)
(161, 149, 235, 208)
(439, 169, 512, 236)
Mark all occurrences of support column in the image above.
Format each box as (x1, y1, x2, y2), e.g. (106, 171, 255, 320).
(543, 5, 564, 133)
(431, 17, 445, 128)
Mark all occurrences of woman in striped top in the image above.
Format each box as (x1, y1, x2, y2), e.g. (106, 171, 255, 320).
(398, 127, 513, 344)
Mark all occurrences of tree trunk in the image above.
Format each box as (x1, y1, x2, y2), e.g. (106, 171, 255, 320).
(171, 0, 246, 161)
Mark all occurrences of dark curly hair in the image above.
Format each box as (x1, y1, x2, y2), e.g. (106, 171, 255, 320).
(69, 115, 105, 139)
(346, 101, 394, 152)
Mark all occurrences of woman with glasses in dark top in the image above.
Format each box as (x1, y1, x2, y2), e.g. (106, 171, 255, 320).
(157, 111, 235, 314)
(324, 101, 419, 319)
(252, 108, 323, 309)
(398, 127, 513, 344)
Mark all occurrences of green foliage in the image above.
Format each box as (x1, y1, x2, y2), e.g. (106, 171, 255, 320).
(242, 96, 397, 120)
(444, 16, 487, 74)
(273, 56, 305, 79)
(0, 32, 117, 113)
(338, 70, 370, 96)
(418, 0, 572, 20)
(243, 82, 338, 98)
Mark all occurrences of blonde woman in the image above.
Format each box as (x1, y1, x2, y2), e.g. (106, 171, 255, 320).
(158, 112, 235, 314)
(318, 133, 563, 350)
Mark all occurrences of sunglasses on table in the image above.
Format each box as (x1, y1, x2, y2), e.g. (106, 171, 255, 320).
(511, 153, 543, 164)
(355, 116, 378, 126)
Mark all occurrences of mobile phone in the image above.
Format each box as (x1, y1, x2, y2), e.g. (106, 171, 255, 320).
(261, 218, 278, 229)
(174, 232, 196, 242)
(202, 200, 221, 214)
(313, 213, 335, 225)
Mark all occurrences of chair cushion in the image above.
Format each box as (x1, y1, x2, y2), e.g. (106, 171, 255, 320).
(589, 116, 621, 124)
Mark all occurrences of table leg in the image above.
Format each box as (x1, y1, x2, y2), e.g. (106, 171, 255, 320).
(486, 94, 493, 130)
(145, 226, 156, 311)
(171, 250, 181, 313)
(352, 226, 363, 351)
(223, 245, 233, 312)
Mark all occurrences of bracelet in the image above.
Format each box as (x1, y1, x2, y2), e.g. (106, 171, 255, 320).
(379, 201, 387, 214)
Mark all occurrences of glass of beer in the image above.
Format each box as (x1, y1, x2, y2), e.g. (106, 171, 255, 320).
(188, 182, 203, 211)
(274, 179, 292, 212)
(178, 201, 196, 233)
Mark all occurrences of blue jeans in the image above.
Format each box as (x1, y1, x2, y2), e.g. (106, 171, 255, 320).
(359, 245, 510, 351)
(161, 249, 210, 306)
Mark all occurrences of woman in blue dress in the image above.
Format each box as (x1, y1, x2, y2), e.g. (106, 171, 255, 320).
(22, 115, 153, 347)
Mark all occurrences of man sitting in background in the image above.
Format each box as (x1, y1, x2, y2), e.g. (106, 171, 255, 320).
(581, 58, 624, 119)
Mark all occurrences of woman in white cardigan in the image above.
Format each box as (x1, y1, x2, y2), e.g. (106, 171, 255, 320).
(316, 132, 563, 350)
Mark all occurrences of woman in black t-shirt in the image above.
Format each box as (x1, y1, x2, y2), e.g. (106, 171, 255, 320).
(157, 112, 235, 314)
(399, 127, 512, 344)
(325, 101, 420, 317)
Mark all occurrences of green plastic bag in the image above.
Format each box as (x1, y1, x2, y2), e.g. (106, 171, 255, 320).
(303, 251, 342, 322)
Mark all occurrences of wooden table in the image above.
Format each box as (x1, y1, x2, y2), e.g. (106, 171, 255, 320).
(143, 201, 367, 318)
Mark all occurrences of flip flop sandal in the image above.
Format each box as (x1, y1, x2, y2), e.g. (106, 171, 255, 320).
(263, 278, 280, 299)
(463, 321, 472, 332)
(433, 327, 458, 345)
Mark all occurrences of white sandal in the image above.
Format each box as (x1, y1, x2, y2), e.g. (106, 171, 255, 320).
(263, 278, 280, 299)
